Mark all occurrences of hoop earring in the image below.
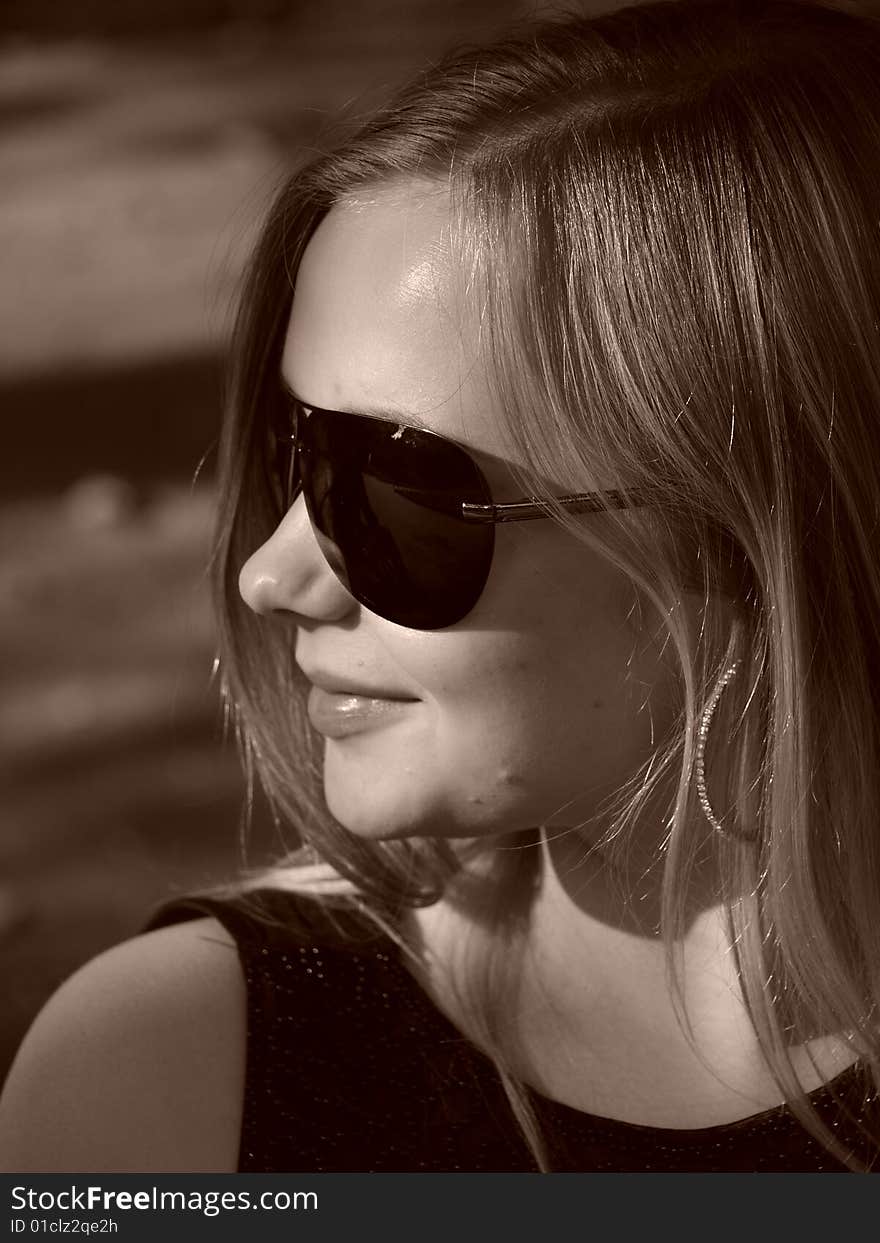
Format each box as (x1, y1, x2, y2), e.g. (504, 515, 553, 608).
(695, 657, 741, 838)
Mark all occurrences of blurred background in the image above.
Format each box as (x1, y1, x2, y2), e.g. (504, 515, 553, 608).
(1, 0, 600, 1084)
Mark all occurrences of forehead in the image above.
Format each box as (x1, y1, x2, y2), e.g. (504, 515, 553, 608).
(280, 184, 501, 455)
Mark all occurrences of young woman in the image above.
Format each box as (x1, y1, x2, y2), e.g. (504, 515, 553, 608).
(2, 0, 880, 1173)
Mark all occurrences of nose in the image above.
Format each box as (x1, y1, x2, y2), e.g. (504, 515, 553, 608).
(238, 495, 357, 622)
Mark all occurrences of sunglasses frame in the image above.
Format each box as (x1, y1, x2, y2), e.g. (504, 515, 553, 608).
(275, 399, 650, 526)
(267, 397, 651, 627)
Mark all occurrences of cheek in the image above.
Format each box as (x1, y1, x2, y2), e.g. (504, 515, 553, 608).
(397, 533, 669, 806)
(432, 650, 631, 773)
(400, 525, 639, 725)
(387, 628, 646, 833)
(321, 527, 677, 839)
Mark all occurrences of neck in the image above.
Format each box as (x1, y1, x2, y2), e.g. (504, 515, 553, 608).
(404, 823, 858, 1124)
(526, 823, 742, 1025)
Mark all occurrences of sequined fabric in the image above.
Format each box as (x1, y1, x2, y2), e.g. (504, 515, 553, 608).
(145, 889, 878, 1172)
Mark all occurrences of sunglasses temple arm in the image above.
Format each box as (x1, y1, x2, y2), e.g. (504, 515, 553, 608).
(460, 489, 649, 524)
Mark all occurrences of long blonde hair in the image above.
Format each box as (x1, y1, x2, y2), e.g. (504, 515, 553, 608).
(209, 0, 880, 1170)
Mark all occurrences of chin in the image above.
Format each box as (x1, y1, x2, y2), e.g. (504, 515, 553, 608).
(321, 756, 536, 844)
(323, 779, 452, 841)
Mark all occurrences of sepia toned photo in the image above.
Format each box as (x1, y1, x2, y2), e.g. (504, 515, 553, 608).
(1, 0, 880, 1180)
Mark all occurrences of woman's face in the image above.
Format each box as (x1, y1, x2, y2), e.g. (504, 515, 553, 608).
(238, 184, 681, 842)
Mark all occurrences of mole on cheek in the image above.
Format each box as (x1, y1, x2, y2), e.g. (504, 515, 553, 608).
(592, 698, 604, 710)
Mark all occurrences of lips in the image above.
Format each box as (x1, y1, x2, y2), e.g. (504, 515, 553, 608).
(297, 671, 420, 735)
(297, 665, 419, 702)
(306, 686, 412, 736)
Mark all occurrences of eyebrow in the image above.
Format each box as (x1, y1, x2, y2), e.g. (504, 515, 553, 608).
(279, 374, 432, 431)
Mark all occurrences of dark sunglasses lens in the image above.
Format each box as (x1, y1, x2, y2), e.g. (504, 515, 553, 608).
(299, 408, 493, 629)
(268, 405, 299, 517)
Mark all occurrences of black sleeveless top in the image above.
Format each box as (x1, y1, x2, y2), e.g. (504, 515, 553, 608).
(145, 888, 878, 1172)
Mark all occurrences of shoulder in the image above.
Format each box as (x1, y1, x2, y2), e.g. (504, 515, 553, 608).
(0, 916, 246, 1173)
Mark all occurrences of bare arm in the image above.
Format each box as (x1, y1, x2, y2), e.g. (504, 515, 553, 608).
(0, 917, 246, 1172)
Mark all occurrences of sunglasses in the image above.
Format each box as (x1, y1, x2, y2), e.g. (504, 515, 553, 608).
(269, 397, 647, 630)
